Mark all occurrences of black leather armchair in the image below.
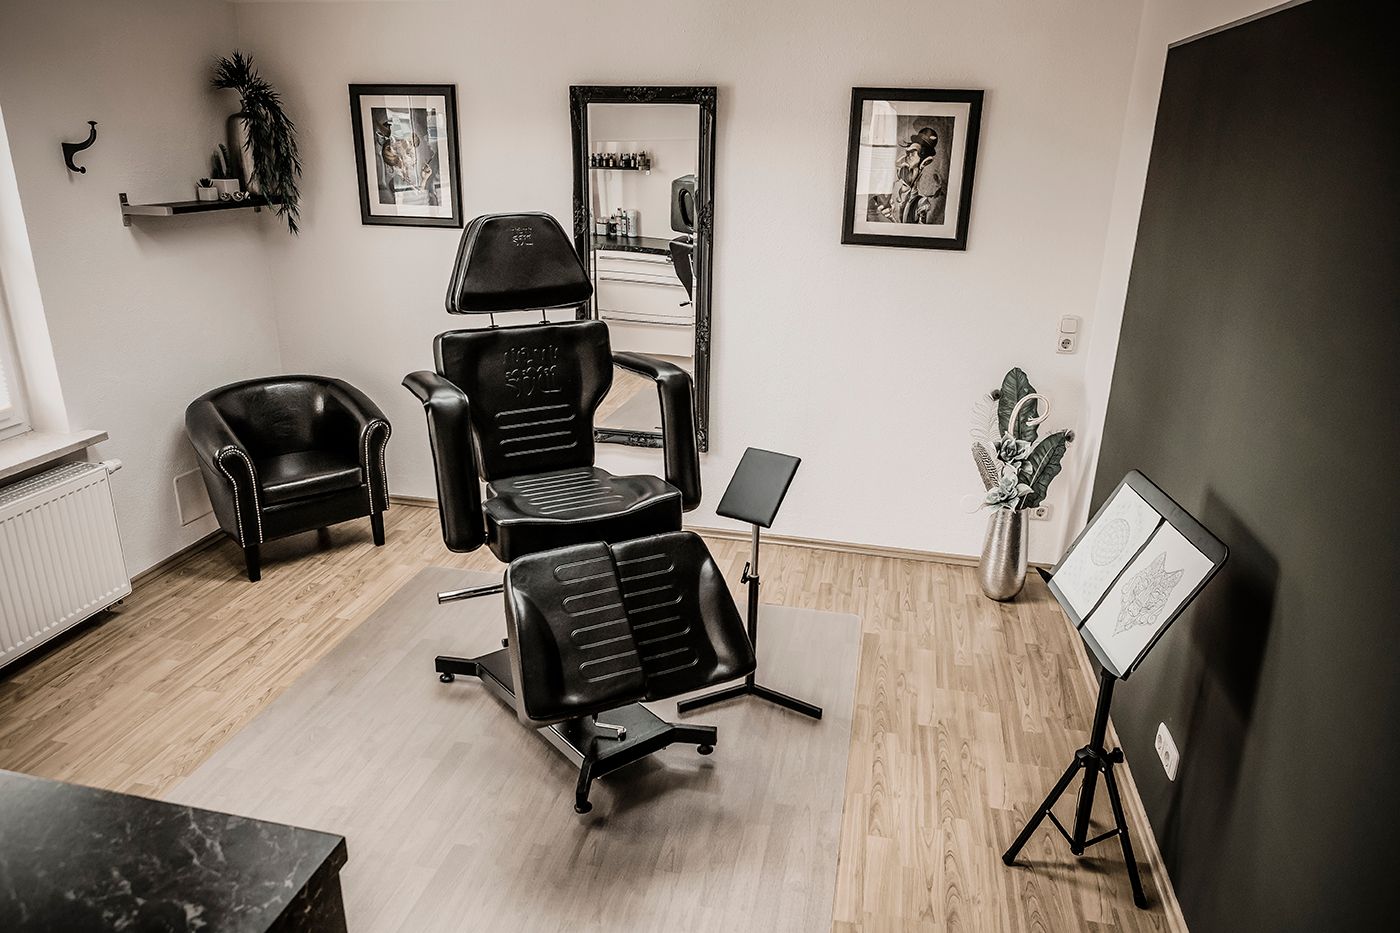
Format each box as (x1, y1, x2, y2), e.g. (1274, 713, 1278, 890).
(185, 376, 391, 581)
(403, 212, 700, 569)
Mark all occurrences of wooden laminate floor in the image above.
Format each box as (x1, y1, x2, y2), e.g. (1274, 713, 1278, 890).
(0, 504, 1183, 932)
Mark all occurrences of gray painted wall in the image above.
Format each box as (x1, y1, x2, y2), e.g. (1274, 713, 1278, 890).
(1093, 2, 1397, 930)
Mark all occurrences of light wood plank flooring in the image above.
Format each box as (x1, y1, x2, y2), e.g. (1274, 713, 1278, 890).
(0, 504, 1182, 932)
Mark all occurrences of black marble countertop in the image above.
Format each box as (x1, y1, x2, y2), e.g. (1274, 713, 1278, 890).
(0, 769, 347, 933)
(591, 234, 674, 256)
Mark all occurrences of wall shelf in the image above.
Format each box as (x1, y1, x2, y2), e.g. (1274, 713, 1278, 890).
(118, 192, 269, 226)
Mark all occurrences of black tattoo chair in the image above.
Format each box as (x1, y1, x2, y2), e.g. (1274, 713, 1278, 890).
(404, 212, 750, 812)
(185, 376, 391, 581)
(403, 211, 700, 584)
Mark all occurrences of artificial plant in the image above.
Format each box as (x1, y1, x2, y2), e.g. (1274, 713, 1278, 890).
(212, 52, 302, 233)
(971, 367, 1074, 510)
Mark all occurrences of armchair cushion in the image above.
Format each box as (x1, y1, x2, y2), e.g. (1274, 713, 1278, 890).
(256, 451, 364, 506)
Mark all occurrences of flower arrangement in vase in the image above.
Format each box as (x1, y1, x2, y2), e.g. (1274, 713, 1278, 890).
(971, 367, 1074, 600)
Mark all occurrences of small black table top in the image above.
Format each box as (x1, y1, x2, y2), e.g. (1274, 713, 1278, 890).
(716, 447, 801, 528)
(0, 769, 347, 933)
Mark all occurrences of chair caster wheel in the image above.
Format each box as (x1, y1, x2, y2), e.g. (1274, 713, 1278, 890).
(574, 801, 593, 814)
(697, 744, 714, 756)
(439, 673, 455, 683)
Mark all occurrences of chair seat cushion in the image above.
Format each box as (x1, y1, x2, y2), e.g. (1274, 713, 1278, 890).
(484, 467, 682, 561)
(256, 451, 364, 506)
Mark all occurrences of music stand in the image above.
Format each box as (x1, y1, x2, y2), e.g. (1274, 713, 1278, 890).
(676, 448, 822, 720)
(1002, 471, 1228, 909)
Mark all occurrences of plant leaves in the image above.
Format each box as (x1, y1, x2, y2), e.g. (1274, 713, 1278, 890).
(1019, 430, 1070, 508)
(997, 368, 1038, 441)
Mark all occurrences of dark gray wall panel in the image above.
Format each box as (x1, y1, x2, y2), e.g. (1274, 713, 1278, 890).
(1093, 2, 1398, 930)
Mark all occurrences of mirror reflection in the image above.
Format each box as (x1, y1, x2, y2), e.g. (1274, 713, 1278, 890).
(581, 101, 701, 441)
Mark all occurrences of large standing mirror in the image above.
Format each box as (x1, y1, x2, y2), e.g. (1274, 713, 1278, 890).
(570, 86, 715, 452)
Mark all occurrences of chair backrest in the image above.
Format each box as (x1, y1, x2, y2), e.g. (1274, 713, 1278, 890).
(435, 210, 609, 481)
(207, 376, 344, 458)
(668, 237, 694, 300)
(503, 532, 756, 725)
(434, 320, 612, 480)
(446, 212, 592, 315)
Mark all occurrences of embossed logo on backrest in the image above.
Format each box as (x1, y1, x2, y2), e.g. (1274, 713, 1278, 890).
(509, 226, 535, 247)
(503, 344, 563, 397)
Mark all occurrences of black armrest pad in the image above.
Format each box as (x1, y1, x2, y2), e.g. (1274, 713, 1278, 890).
(403, 371, 486, 552)
(612, 351, 701, 510)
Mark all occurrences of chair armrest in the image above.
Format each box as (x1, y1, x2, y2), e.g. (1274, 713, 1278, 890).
(184, 397, 262, 546)
(612, 351, 701, 510)
(324, 379, 392, 512)
(403, 371, 486, 552)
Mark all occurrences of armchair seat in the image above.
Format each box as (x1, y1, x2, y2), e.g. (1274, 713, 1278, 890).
(257, 451, 364, 506)
(484, 467, 681, 561)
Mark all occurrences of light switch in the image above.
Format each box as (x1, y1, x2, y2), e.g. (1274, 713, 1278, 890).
(1057, 315, 1082, 354)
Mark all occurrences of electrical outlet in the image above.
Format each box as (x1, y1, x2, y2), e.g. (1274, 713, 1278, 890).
(1029, 504, 1053, 521)
(1155, 722, 1179, 781)
(174, 469, 213, 526)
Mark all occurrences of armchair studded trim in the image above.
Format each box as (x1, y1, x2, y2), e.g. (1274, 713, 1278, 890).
(215, 445, 262, 546)
(361, 419, 392, 514)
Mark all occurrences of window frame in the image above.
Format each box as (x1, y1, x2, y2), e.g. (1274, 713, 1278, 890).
(0, 282, 30, 441)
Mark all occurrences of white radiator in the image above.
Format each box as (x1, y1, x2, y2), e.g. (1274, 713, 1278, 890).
(0, 460, 130, 668)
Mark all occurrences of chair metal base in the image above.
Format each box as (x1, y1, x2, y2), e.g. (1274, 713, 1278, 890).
(436, 649, 717, 814)
(676, 677, 823, 720)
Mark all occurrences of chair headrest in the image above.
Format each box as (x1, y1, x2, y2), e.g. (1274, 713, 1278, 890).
(445, 212, 593, 315)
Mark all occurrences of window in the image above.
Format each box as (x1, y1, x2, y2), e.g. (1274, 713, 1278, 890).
(0, 285, 28, 440)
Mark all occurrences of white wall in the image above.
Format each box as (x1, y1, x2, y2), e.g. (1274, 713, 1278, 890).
(1072, 0, 1296, 528)
(234, 0, 1145, 563)
(0, 0, 284, 574)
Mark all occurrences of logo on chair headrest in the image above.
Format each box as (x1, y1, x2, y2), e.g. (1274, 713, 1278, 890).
(509, 226, 535, 247)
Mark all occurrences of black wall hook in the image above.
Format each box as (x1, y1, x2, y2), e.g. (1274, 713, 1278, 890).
(62, 121, 98, 173)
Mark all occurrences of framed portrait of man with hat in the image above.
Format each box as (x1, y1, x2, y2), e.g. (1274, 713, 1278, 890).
(841, 87, 984, 250)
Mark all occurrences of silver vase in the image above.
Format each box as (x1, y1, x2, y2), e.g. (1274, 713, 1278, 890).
(226, 112, 259, 195)
(979, 508, 1028, 601)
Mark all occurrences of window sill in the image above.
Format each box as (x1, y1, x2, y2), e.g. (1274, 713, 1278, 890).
(0, 429, 109, 484)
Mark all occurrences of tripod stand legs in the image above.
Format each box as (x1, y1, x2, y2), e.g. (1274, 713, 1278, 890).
(1001, 746, 1149, 910)
(1002, 755, 1082, 866)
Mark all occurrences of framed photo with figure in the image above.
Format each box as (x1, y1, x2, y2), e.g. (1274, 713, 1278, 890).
(841, 87, 983, 250)
(349, 84, 462, 227)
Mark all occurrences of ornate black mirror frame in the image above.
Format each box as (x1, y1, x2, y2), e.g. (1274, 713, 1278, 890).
(569, 85, 716, 453)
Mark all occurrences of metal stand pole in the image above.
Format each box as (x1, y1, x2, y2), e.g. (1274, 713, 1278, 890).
(677, 524, 822, 720)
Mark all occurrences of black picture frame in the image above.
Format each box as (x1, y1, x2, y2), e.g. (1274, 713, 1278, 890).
(569, 85, 716, 452)
(841, 87, 984, 250)
(348, 84, 462, 228)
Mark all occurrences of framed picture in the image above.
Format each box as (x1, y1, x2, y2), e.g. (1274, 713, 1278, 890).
(349, 84, 462, 227)
(841, 87, 984, 250)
